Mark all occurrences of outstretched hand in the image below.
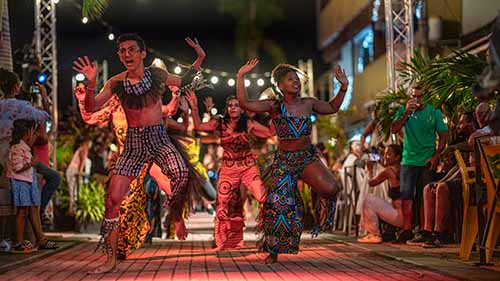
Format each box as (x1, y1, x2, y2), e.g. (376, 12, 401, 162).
(72, 56, 97, 84)
(238, 59, 259, 76)
(203, 96, 214, 112)
(185, 90, 198, 108)
(333, 65, 348, 89)
(185, 37, 206, 58)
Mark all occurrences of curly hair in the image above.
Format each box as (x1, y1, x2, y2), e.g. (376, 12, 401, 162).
(270, 64, 308, 88)
(10, 119, 36, 146)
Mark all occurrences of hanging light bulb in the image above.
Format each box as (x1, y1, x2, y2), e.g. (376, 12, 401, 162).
(257, 78, 265, 86)
(227, 78, 235, 87)
(177, 117, 184, 123)
(210, 76, 219, 84)
(244, 79, 251, 87)
(82, 17, 89, 24)
(108, 33, 115, 41)
(75, 73, 86, 82)
(211, 108, 218, 115)
(174, 66, 182, 74)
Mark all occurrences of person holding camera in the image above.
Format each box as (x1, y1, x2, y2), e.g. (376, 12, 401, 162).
(391, 86, 448, 243)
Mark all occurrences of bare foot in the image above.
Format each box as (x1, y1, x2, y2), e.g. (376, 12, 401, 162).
(264, 253, 278, 264)
(175, 220, 188, 240)
(212, 245, 224, 252)
(235, 241, 244, 249)
(87, 261, 116, 274)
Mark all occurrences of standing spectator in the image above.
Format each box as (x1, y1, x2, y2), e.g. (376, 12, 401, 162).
(0, 69, 48, 177)
(65, 137, 92, 215)
(391, 86, 448, 243)
(7, 119, 57, 252)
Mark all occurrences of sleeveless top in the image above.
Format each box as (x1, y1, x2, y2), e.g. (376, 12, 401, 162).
(218, 119, 253, 160)
(388, 186, 401, 200)
(273, 100, 313, 140)
(112, 67, 167, 110)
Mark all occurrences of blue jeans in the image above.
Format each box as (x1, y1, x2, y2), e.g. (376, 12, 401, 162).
(36, 162, 62, 211)
(400, 165, 431, 200)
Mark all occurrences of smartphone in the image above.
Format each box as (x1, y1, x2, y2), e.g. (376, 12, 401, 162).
(368, 153, 381, 162)
(30, 85, 40, 94)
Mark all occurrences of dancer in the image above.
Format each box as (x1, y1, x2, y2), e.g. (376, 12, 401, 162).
(236, 59, 346, 263)
(186, 91, 274, 250)
(72, 33, 206, 274)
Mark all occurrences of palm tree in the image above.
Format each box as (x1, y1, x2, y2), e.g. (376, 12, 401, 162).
(375, 50, 488, 139)
(215, 0, 286, 64)
(82, 0, 110, 21)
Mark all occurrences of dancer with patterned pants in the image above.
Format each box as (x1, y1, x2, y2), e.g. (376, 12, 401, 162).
(74, 83, 205, 257)
(186, 91, 274, 250)
(73, 33, 207, 274)
(236, 59, 348, 263)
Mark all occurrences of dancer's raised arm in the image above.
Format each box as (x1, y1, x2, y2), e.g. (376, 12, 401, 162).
(185, 90, 217, 132)
(236, 59, 275, 113)
(73, 56, 114, 112)
(310, 65, 349, 114)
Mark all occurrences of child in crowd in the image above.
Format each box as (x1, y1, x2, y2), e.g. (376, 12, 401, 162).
(7, 119, 58, 253)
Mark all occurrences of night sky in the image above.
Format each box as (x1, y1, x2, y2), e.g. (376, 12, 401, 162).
(9, 0, 327, 112)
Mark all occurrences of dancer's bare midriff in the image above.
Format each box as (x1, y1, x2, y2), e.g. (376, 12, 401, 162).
(277, 136, 312, 151)
(124, 100, 163, 128)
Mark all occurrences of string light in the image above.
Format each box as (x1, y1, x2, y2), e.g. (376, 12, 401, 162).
(211, 108, 218, 115)
(72, 3, 272, 84)
(75, 73, 85, 82)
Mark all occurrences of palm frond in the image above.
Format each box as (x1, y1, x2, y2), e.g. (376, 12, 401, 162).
(82, 0, 110, 21)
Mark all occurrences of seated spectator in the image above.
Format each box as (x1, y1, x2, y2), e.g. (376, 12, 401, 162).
(358, 144, 403, 243)
(408, 111, 476, 247)
(468, 102, 493, 146)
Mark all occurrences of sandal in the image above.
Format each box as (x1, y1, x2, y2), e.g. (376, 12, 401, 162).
(11, 241, 37, 253)
(38, 240, 59, 250)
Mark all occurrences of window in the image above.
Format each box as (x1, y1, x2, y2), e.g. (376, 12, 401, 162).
(353, 27, 375, 74)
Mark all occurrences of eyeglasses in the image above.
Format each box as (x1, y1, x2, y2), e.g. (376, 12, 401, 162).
(117, 46, 141, 56)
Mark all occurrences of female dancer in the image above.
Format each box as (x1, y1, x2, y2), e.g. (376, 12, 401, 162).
(236, 59, 347, 263)
(186, 90, 274, 250)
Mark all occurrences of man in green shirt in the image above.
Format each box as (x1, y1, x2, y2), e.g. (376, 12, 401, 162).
(391, 86, 448, 243)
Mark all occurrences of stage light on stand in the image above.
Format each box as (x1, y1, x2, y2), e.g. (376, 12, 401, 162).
(227, 78, 235, 87)
(37, 73, 47, 84)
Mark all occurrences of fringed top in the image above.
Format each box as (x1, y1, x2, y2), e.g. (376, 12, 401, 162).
(112, 67, 167, 110)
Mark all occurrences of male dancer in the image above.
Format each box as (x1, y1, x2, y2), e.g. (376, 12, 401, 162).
(73, 33, 206, 273)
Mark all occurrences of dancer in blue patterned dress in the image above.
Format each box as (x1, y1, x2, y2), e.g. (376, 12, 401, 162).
(236, 59, 349, 263)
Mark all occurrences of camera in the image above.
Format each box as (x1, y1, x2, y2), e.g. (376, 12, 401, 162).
(29, 85, 40, 94)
